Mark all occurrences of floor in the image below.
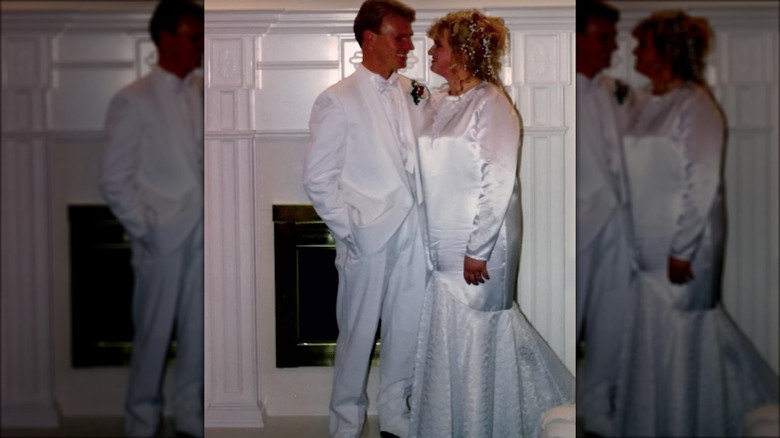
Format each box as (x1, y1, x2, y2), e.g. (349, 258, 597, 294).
(0, 415, 594, 438)
(206, 416, 381, 438)
(1, 416, 381, 438)
(1, 414, 595, 437)
(1, 417, 171, 437)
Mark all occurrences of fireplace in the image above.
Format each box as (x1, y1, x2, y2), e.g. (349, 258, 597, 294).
(69, 205, 175, 367)
(273, 205, 380, 367)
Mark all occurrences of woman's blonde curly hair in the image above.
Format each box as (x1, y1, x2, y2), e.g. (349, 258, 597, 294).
(427, 10, 509, 87)
(632, 10, 713, 85)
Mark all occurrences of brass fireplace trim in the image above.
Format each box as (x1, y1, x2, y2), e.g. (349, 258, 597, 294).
(273, 204, 380, 368)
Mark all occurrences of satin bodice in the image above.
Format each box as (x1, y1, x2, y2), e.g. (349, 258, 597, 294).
(625, 83, 725, 270)
(417, 82, 521, 311)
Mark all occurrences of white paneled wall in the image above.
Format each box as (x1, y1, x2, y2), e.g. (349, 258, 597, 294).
(1, 5, 178, 427)
(609, 1, 780, 375)
(1, 136, 58, 428)
(1, 18, 55, 428)
(203, 4, 576, 425)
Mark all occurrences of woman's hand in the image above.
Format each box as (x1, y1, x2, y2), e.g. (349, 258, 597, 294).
(668, 256, 694, 284)
(464, 256, 490, 285)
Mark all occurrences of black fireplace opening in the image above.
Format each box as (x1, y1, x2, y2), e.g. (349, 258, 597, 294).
(69, 205, 175, 367)
(273, 205, 380, 368)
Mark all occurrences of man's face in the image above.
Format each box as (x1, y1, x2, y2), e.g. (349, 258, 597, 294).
(164, 15, 204, 75)
(577, 15, 618, 77)
(368, 14, 414, 74)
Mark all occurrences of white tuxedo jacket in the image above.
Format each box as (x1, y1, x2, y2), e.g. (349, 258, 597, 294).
(576, 73, 632, 251)
(100, 66, 204, 255)
(304, 65, 426, 256)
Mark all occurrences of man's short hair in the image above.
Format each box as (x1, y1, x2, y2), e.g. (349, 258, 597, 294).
(149, 0, 204, 48)
(577, 0, 619, 34)
(353, 0, 415, 47)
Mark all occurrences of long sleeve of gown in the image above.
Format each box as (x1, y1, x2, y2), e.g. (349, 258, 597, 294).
(303, 92, 354, 246)
(465, 92, 521, 261)
(100, 93, 147, 240)
(670, 90, 725, 261)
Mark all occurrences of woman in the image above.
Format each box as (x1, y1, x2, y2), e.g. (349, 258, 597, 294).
(615, 10, 778, 436)
(408, 10, 574, 438)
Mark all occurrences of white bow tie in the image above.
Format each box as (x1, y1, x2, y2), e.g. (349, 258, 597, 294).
(372, 75, 399, 95)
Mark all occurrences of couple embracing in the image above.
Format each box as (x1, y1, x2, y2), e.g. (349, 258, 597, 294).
(302, 1, 574, 437)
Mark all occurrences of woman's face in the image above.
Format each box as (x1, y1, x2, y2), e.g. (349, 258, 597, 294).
(428, 29, 455, 80)
(633, 33, 662, 81)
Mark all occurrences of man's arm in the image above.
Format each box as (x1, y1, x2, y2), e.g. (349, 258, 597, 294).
(100, 93, 148, 240)
(302, 92, 354, 248)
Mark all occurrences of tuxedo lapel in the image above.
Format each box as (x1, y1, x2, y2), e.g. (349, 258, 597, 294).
(588, 75, 623, 203)
(395, 78, 417, 165)
(150, 73, 199, 181)
(396, 77, 424, 204)
(354, 72, 409, 182)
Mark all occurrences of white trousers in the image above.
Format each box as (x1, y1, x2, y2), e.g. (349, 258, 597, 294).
(576, 210, 634, 436)
(125, 221, 204, 437)
(329, 208, 426, 438)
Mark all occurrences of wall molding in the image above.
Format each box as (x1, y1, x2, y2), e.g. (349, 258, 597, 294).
(0, 10, 154, 32)
(1, 136, 59, 428)
(1, 6, 160, 424)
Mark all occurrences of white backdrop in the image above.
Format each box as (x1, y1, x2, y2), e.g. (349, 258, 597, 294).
(203, 1, 576, 427)
(1, 3, 171, 428)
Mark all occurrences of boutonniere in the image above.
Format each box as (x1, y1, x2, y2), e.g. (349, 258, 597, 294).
(410, 80, 429, 105)
(615, 79, 630, 105)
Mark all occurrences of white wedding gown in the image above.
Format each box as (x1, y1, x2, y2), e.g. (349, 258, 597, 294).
(408, 82, 574, 438)
(616, 83, 779, 436)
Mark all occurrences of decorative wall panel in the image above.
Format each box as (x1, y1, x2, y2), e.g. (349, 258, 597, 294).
(50, 69, 138, 131)
(204, 137, 264, 427)
(722, 129, 775, 361)
(518, 85, 565, 128)
(1, 4, 175, 425)
(54, 33, 135, 63)
(725, 33, 774, 83)
(135, 39, 157, 78)
(1, 37, 47, 133)
(210, 38, 244, 87)
(3, 37, 44, 88)
(253, 69, 340, 131)
(261, 34, 340, 62)
(518, 132, 568, 357)
(1, 19, 58, 428)
(524, 34, 562, 84)
(733, 85, 770, 128)
(218, 91, 236, 131)
(1, 137, 58, 428)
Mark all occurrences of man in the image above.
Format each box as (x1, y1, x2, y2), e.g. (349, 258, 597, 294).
(100, 1, 204, 436)
(575, 1, 636, 436)
(302, 1, 427, 437)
